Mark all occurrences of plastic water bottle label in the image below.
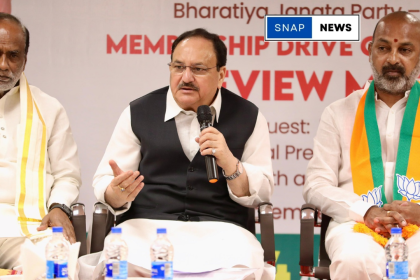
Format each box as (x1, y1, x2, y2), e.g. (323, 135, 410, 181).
(106, 263, 113, 277)
(151, 261, 173, 279)
(46, 260, 55, 279)
(106, 261, 128, 279)
(56, 261, 68, 278)
(46, 260, 68, 279)
(387, 261, 408, 279)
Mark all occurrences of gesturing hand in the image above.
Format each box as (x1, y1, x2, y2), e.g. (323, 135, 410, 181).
(104, 160, 144, 209)
(364, 206, 407, 238)
(37, 208, 76, 243)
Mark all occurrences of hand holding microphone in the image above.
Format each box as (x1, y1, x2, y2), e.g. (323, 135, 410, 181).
(197, 105, 238, 183)
(197, 105, 218, 183)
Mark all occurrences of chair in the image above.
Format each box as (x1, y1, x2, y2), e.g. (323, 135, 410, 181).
(70, 203, 87, 257)
(299, 203, 331, 280)
(90, 202, 276, 266)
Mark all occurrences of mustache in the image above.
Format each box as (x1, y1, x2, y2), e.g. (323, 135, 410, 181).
(0, 71, 13, 79)
(382, 64, 405, 75)
(178, 82, 199, 91)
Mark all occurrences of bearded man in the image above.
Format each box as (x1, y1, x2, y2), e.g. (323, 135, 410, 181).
(304, 11, 420, 279)
(0, 13, 81, 269)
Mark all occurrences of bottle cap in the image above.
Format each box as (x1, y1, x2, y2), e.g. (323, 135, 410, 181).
(111, 227, 122, 234)
(52, 227, 63, 233)
(157, 228, 167, 234)
(391, 227, 402, 234)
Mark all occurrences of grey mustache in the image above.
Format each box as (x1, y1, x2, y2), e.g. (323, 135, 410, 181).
(178, 82, 199, 91)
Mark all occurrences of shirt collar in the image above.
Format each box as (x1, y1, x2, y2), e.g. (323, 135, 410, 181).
(0, 86, 19, 117)
(0, 85, 19, 100)
(374, 90, 410, 101)
(164, 87, 222, 122)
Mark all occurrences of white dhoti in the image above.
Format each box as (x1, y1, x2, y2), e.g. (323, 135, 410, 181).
(326, 220, 420, 280)
(0, 204, 24, 238)
(78, 219, 274, 280)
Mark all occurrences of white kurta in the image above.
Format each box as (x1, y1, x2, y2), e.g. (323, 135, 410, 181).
(91, 88, 274, 277)
(304, 81, 420, 279)
(0, 85, 81, 237)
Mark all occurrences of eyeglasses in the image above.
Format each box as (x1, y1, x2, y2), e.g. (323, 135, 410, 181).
(168, 63, 217, 76)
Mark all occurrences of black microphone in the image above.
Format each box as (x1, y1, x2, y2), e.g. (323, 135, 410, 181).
(197, 105, 219, 183)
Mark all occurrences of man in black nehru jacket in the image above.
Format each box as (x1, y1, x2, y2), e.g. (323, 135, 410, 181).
(93, 28, 273, 278)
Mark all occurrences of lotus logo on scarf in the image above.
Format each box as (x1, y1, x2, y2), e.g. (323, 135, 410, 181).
(396, 174, 420, 201)
(361, 186, 383, 207)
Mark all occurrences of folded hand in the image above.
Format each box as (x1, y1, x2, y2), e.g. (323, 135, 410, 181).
(384, 200, 420, 226)
(364, 206, 406, 238)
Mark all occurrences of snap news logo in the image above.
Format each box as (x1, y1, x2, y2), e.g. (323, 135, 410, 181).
(264, 15, 360, 41)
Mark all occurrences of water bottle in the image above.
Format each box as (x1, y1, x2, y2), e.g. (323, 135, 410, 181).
(150, 228, 174, 279)
(104, 227, 128, 280)
(385, 227, 409, 280)
(45, 227, 69, 279)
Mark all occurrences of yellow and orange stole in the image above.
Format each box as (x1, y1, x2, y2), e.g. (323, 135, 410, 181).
(351, 81, 420, 244)
(15, 73, 48, 237)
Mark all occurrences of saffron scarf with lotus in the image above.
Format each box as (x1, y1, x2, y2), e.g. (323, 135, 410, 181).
(351, 80, 420, 205)
(351, 80, 420, 245)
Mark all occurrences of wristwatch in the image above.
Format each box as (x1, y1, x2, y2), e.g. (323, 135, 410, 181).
(222, 160, 243, 180)
(49, 203, 72, 219)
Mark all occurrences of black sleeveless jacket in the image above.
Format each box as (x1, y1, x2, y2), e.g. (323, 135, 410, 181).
(118, 86, 258, 229)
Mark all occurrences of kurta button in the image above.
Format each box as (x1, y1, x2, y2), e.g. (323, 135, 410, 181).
(188, 167, 194, 172)
(188, 185, 194, 190)
(2, 135, 5, 138)
(0, 127, 4, 130)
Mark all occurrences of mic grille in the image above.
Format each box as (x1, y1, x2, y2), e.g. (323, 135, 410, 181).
(197, 105, 212, 123)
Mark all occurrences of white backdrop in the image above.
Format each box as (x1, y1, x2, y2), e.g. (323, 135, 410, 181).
(10, 1, 420, 278)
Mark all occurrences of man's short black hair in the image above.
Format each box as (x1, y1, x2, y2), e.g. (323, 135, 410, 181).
(171, 28, 227, 71)
(0, 13, 29, 55)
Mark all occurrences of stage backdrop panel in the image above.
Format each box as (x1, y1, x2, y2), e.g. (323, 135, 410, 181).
(11, 1, 420, 279)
